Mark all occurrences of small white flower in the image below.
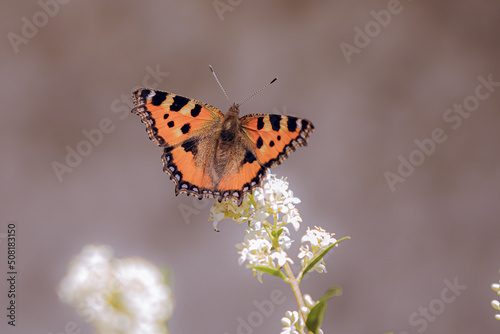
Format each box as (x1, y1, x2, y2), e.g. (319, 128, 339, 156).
(301, 226, 337, 248)
(271, 249, 294, 267)
(303, 294, 316, 309)
(491, 271, 500, 320)
(283, 207, 302, 231)
(279, 233, 293, 250)
(58, 244, 173, 334)
(298, 245, 313, 262)
(236, 228, 276, 283)
(280, 310, 301, 334)
(299, 226, 337, 274)
(210, 199, 250, 230)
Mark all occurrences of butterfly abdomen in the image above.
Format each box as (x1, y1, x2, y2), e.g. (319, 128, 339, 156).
(211, 114, 248, 185)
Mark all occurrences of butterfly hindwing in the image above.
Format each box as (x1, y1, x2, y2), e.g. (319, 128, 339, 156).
(215, 145, 266, 204)
(241, 113, 314, 169)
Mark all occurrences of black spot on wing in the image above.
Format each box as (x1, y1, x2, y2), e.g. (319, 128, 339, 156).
(242, 150, 257, 164)
(152, 91, 167, 106)
(277, 135, 281, 141)
(170, 95, 189, 111)
(140, 89, 150, 99)
(270, 115, 281, 131)
(181, 123, 191, 134)
(256, 136, 263, 149)
(163, 113, 169, 119)
(301, 119, 311, 129)
(191, 104, 202, 117)
(269, 140, 275, 147)
(167, 121, 175, 128)
(257, 117, 265, 130)
(287, 116, 298, 132)
(181, 139, 198, 156)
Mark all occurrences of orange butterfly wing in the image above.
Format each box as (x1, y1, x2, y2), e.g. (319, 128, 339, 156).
(132, 88, 223, 195)
(215, 113, 314, 203)
(132, 88, 315, 205)
(132, 88, 223, 147)
(240, 113, 315, 169)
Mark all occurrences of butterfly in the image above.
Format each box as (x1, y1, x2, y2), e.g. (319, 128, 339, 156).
(131, 88, 314, 205)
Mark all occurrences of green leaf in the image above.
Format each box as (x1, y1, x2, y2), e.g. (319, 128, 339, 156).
(271, 228, 283, 239)
(320, 286, 342, 300)
(270, 228, 284, 250)
(305, 286, 342, 334)
(247, 265, 287, 281)
(299, 236, 350, 281)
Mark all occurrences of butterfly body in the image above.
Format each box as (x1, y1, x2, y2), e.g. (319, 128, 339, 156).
(132, 88, 314, 205)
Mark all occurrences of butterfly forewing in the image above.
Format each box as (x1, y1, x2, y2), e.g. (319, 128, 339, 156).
(132, 88, 223, 148)
(241, 113, 314, 169)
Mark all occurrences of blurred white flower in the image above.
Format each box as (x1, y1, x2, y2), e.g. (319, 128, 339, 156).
(492, 271, 500, 320)
(58, 244, 173, 334)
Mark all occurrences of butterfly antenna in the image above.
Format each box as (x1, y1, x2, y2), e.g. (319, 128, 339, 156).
(240, 77, 277, 106)
(209, 65, 231, 105)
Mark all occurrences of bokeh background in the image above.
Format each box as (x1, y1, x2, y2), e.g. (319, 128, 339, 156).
(1, 1, 500, 333)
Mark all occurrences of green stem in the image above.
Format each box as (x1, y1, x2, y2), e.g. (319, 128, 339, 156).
(283, 261, 308, 334)
(271, 212, 308, 333)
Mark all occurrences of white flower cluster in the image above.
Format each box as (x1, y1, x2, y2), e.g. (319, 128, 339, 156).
(235, 227, 294, 283)
(280, 294, 323, 334)
(210, 173, 302, 231)
(298, 226, 338, 273)
(58, 244, 173, 334)
(211, 173, 338, 283)
(211, 173, 342, 333)
(492, 271, 500, 320)
(211, 173, 301, 282)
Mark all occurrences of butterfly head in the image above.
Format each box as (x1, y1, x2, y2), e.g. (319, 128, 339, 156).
(227, 103, 241, 116)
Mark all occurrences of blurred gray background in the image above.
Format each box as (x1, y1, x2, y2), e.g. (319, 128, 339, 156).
(1, 1, 500, 333)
